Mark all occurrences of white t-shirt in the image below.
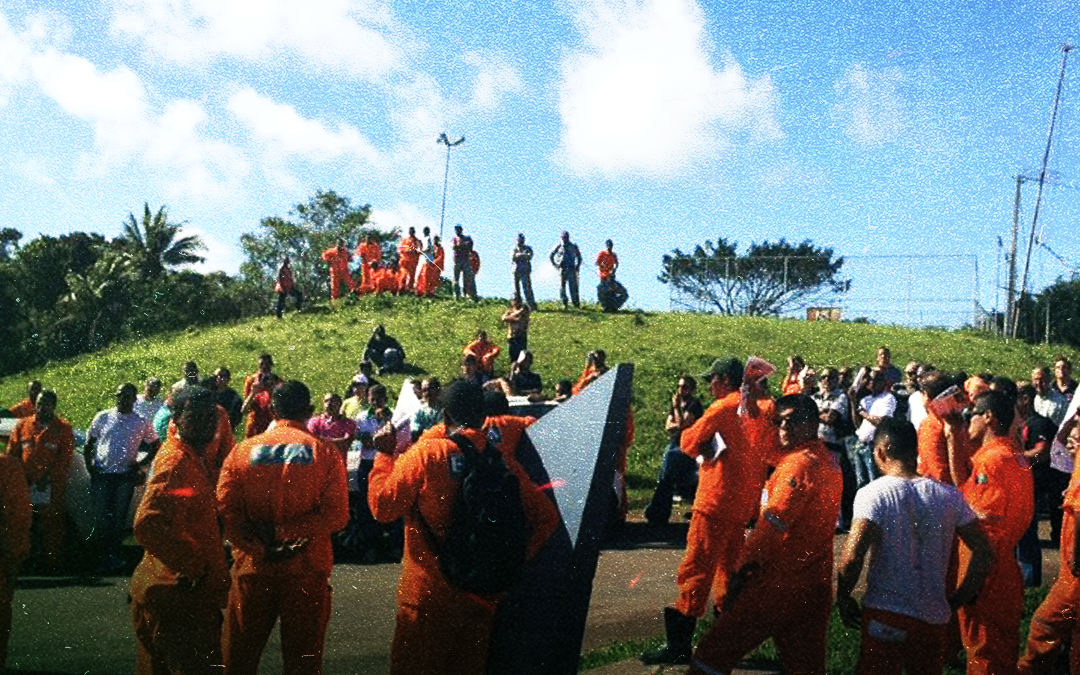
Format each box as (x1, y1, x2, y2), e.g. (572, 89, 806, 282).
(88, 409, 159, 474)
(907, 391, 928, 431)
(134, 396, 164, 423)
(857, 392, 897, 444)
(853, 475, 976, 625)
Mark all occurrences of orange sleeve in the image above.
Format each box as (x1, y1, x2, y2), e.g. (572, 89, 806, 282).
(276, 445, 349, 541)
(917, 416, 950, 483)
(321, 248, 335, 263)
(0, 455, 31, 575)
(368, 448, 426, 523)
(51, 423, 74, 491)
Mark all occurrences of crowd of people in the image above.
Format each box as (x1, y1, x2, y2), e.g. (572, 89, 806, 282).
(275, 227, 629, 316)
(3, 335, 1080, 675)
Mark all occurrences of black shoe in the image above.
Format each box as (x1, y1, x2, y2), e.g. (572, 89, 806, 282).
(639, 607, 695, 665)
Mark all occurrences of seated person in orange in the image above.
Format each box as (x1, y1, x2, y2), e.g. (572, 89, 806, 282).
(596, 239, 618, 281)
(6, 380, 42, 418)
(573, 350, 609, 395)
(368, 380, 558, 675)
(374, 262, 399, 296)
(687, 394, 842, 675)
(464, 330, 500, 376)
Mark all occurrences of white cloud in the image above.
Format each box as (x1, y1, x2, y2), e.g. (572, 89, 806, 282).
(557, 0, 782, 176)
(463, 51, 524, 112)
(370, 202, 436, 236)
(228, 87, 383, 169)
(832, 64, 906, 145)
(108, 0, 407, 80)
(187, 224, 245, 274)
(0, 10, 73, 107)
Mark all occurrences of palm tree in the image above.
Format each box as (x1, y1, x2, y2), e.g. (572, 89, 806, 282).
(120, 203, 206, 280)
(60, 250, 136, 348)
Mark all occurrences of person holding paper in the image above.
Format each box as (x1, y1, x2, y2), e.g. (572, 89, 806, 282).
(917, 370, 971, 486)
(641, 357, 755, 666)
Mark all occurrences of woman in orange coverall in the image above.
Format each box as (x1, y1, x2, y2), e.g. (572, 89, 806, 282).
(130, 385, 229, 675)
(1018, 423, 1080, 675)
(0, 452, 31, 671)
(958, 391, 1034, 675)
(368, 381, 558, 675)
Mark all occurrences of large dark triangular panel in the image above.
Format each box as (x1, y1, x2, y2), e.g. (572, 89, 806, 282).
(486, 363, 633, 675)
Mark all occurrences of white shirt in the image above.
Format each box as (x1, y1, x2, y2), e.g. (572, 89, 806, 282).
(857, 392, 897, 444)
(907, 391, 928, 431)
(1050, 393, 1080, 474)
(854, 475, 976, 625)
(134, 395, 164, 423)
(88, 409, 158, 474)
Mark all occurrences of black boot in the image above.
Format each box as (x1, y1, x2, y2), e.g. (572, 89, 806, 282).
(639, 607, 696, 665)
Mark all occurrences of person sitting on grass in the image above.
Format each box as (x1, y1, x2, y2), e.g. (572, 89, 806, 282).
(464, 330, 500, 377)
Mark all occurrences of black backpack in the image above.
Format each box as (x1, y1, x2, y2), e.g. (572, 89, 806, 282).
(416, 433, 530, 594)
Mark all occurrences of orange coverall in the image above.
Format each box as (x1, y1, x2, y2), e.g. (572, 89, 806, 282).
(168, 405, 233, 488)
(375, 267, 399, 296)
(464, 339, 501, 375)
(596, 250, 617, 281)
(918, 410, 971, 486)
(243, 391, 273, 439)
(1018, 471, 1080, 675)
(368, 426, 558, 675)
(130, 438, 230, 675)
(357, 241, 381, 290)
(217, 420, 349, 675)
(0, 453, 31, 669)
(7, 414, 73, 568)
(958, 436, 1034, 675)
(676, 391, 758, 617)
(242, 373, 282, 399)
(690, 439, 842, 675)
(7, 399, 34, 419)
(398, 236, 422, 291)
(417, 245, 444, 297)
(320, 246, 356, 300)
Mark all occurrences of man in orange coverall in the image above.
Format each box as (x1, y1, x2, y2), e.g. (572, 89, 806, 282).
(6, 390, 73, 571)
(6, 380, 42, 418)
(397, 227, 422, 292)
(218, 381, 348, 675)
(0, 448, 31, 671)
(320, 238, 356, 302)
(917, 370, 971, 486)
(166, 401, 233, 489)
(368, 380, 558, 675)
(641, 357, 757, 666)
(416, 236, 444, 298)
(688, 394, 842, 675)
(1018, 423, 1080, 674)
(130, 385, 230, 675)
(959, 390, 1034, 675)
(357, 235, 382, 291)
(464, 330, 501, 376)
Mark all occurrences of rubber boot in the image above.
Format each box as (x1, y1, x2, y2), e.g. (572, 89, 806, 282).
(639, 607, 696, 665)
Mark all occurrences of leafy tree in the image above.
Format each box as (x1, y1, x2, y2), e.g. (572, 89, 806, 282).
(240, 190, 396, 299)
(659, 238, 850, 316)
(117, 203, 206, 280)
(0, 228, 21, 261)
(11, 232, 106, 312)
(57, 250, 137, 351)
(1016, 275, 1080, 348)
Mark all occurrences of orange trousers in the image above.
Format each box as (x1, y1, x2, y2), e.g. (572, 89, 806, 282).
(674, 513, 745, 618)
(689, 577, 831, 675)
(1018, 574, 1080, 675)
(328, 271, 355, 300)
(390, 593, 497, 675)
(400, 258, 418, 291)
(223, 571, 331, 675)
(857, 608, 948, 675)
(132, 585, 223, 675)
(958, 561, 1023, 675)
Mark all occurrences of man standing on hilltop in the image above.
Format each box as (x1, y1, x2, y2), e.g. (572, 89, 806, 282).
(452, 224, 477, 301)
(321, 238, 356, 304)
(397, 227, 422, 293)
(511, 233, 538, 310)
(549, 230, 582, 309)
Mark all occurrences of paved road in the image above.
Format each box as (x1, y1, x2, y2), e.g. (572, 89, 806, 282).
(6, 522, 1060, 674)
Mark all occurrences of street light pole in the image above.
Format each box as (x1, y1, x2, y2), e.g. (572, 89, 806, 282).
(437, 132, 465, 241)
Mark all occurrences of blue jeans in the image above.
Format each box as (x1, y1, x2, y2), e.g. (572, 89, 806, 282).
(90, 471, 138, 561)
(846, 437, 878, 490)
(644, 443, 698, 525)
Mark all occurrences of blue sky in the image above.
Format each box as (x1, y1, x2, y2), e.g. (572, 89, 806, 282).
(1, 0, 1078, 325)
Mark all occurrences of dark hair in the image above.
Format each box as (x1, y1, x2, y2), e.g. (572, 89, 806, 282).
(37, 389, 58, 407)
(272, 380, 312, 421)
(678, 374, 697, 391)
(217, 367, 231, 379)
(920, 370, 952, 400)
(483, 390, 510, 417)
(171, 385, 214, 417)
(990, 377, 1017, 406)
(775, 394, 819, 425)
(973, 391, 1014, 433)
(555, 379, 572, 395)
(369, 384, 387, 402)
(874, 417, 919, 467)
(443, 380, 485, 429)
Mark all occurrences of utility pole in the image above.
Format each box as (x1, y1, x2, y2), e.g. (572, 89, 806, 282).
(1013, 43, 1072, 339)
(437, 133, 465, 241)
(1006, 175, 1021, 338)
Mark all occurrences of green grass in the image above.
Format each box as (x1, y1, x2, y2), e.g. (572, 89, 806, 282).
(2, 294, 1077, 501)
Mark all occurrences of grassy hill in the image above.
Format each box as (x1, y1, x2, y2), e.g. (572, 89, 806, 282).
(2, 295, 1076, 507)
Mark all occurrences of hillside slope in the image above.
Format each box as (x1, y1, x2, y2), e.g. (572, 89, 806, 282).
(2, 296, 1074, 492)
